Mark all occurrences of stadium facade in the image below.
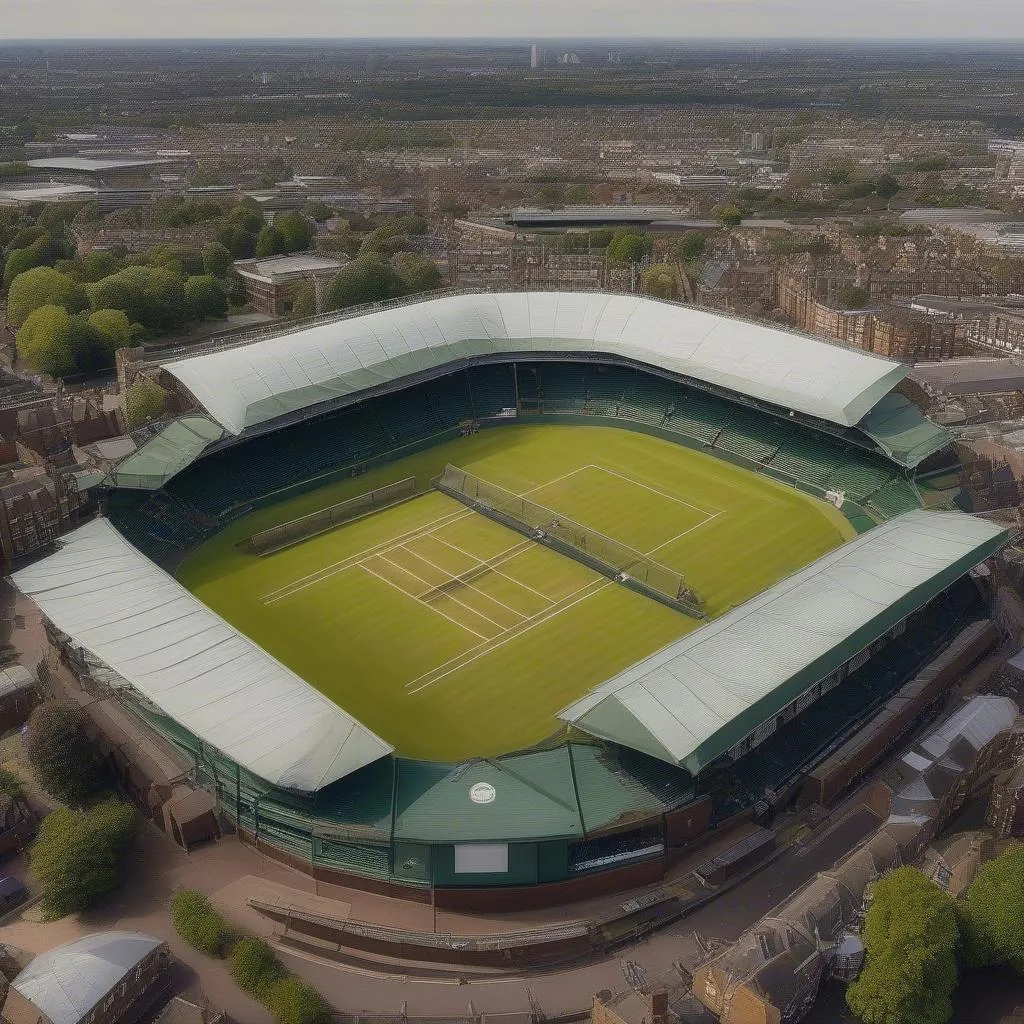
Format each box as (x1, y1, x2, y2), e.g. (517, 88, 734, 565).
(12, 292, 1010, 905)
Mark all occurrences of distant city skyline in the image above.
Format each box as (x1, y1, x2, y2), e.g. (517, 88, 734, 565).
(4, 0, 1022, 43)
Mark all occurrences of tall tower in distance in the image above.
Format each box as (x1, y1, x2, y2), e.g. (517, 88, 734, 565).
(530, 44, 540, 70)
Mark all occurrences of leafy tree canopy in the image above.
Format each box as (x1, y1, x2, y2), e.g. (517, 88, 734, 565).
(959, 843, 1024, 974)
(184, 275, 228, 320)
(201, 241, 234, 278)
(24, 700, 108, 804)
(171, 888, 229, 957)
(713, 203, 744, 228)
(846, 867, 959, 1024)
(230, 937, 286, 1001)
(266, 977, 330, 1024)
(87, 265, 187, 331)
(396, 253, 441, 294)
(326, 257, 409, 311)
(641, 263, 678, 300)
(87, 308, 138, 352)
(606, 229, 653, 265)
(16, 306, 111, 378)
(124, 375, 169, 428)
(274, 211, 315, 253)
(31, 799, 138, 919)
(671, 231, 707, 261)
(6, 266, 88, 328)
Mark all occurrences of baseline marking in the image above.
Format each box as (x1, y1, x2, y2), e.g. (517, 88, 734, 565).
(585, 463, 722, 517)
(377, 553, 513, 631)
(396, 547, 531, 621)
(358, 562, 490, 642)
(405, 579, 613, 694)
(428, 536, 555, 605)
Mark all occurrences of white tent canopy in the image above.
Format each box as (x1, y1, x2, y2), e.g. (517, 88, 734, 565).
(11, 519, 392, 790)
(560, 511, 1008, 773)
(163, 292, 908, 434)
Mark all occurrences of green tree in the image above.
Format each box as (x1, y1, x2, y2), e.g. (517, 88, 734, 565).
(31, 799, 138, 919)
(326, 257, 409, 311)
(304, 202, 334, 223)
(274, 211, 314, 253)
(124, 376, 169, 428)
(88, 266, 186, 332)
(230, 937, 286, 1001)
(87, 308, 137, 353)
(6, 266, 88, 327)
(566, 183, 593, 204)
(876, 173, 901, 199)
(713, 204, 744, 228)
(846, 867, 959, 1024)
(289, 282, 317, 319)
(171, 889, 228, 956)
(201, 242, 234, 277)
(255, 225, 285, 258)
(672, 231, 706, 261)
(24, 700, 107, 804)
(0, 766, 27, 811)
(184, 275, 228, 320)
(606, 229, 653, 265)
(16, 306, 110, 377)
(959, 844, 1024, 973)
(78, 250, 123, 283)
(266, 977, 329, 1024)
(3, 246, 42, 289)
(837, 284, 871, 309)
(641, 263, 678, 300)
(396, 213, 428, 236)
(396, 253, 442, 293)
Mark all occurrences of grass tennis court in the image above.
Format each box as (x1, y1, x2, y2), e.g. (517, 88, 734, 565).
(179, 424, 855, 761)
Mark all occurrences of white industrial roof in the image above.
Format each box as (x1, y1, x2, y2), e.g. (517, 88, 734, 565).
(12, 932, 164, 1024)
(25, 156, 173, 172)
(0, 183, 98, 205)
(11, 518, 392, 790)
(559, 511, 1008, 773)
(236, 251, 348, 281)
(162, 292, 908, 435)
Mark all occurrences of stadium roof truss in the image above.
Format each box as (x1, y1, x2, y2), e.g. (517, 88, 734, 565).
(162, 292, 911, 436)
(11, 518, 393, 791)
(559, 510, 1008, 775)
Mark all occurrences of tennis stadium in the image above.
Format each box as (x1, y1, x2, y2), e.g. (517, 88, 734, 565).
(12, 292, 1009, 903)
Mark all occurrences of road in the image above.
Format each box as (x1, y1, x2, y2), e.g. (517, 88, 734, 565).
(276, 807, 881, 1018)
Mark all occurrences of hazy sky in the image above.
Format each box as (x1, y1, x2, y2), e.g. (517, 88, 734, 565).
(4, 0, 1021, 42)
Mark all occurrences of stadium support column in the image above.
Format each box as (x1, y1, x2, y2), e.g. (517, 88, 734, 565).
(513, 363, 521, 412)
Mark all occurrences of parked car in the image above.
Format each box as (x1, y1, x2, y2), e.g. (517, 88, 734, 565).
(0, 876, 28, 914)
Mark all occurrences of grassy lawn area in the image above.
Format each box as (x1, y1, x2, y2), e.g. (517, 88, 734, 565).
(179, 424, 854, 761)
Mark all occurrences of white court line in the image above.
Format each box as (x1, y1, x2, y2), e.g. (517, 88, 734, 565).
(261, 506, 475, 604)
(646, 510, 723, 556)
(358, 562, 490, 642)
(584, 463, 722, 518)
(403, 574, 605, 692)
(379, 551, 522, 629)
(396, 546, 530, 621)
(262, 467, 590, 605)
(425, 535, 555, 606)
(406, 579, 612, 694)
(377, 553, 510, 632)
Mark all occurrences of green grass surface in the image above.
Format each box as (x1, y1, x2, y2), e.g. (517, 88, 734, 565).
(179, 424, 855, 761)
